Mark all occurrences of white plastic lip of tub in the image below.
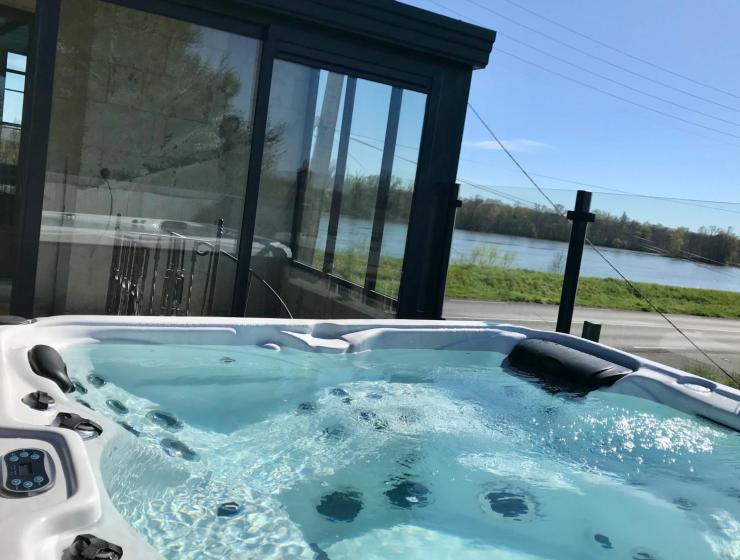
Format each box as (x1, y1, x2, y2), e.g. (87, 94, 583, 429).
(0, 315, 738, 559)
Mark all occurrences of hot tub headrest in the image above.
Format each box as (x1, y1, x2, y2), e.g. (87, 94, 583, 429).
(28, 344, 74, 393)
(506, 339, 632, 394)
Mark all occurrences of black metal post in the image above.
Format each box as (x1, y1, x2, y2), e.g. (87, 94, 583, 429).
(230, 31, 275, 317)
(556, 190, 595, 334)
(581, 321, 602, 342)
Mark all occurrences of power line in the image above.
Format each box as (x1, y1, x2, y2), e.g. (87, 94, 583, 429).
(504, 35, 740, 128)
(352, 130, 740, 213)
(496, 49, 740, 140)
(633, 235, 740, 272)
(467, 103, 560, 208)
(461, 0, 740, 115)
(424, 0, 740, 144)
(496, 0, 740, 102)
(453, 158, 740, 207)
(467, 100, 739, 385)
(459, 179, 740, 216)
(458, 178, 541, 208)
(585, 239, 739, 385)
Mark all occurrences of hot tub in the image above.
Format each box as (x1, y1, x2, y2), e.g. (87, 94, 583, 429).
(1, 316, 739, 559)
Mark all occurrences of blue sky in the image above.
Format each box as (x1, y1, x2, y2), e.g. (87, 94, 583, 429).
(401, 0, 740, 230)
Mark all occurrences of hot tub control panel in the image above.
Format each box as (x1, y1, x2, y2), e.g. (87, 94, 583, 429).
(1, 448, 55, 497)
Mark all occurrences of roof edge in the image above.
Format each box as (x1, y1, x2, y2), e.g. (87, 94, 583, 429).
(235, 0, 497, 69)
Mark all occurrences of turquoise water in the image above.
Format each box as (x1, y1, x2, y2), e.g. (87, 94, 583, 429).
(62, 343, 740, 560)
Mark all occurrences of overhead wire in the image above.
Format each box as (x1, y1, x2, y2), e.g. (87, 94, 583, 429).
(461, 0, 740, 114)
(467, 101, 740, 385)
(423, 0, 740, 144)
(503, 35, 740, 128)
(633, 235, 740, 271)
(350, 131, 740, 215)
(495, 49, 740, 140)
(495, 0, 740, 102)
(336, 105, 740, 382)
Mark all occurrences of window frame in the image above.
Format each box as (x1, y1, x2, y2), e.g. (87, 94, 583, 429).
(11, 0, 480, 321)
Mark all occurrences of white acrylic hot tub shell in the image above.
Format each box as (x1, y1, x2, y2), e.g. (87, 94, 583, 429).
(1, 315, 739, 560)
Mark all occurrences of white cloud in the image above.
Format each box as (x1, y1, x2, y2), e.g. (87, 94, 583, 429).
(464, 138, 551, 152)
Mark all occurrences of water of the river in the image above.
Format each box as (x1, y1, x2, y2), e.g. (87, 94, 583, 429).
(316, 216, 740, 293)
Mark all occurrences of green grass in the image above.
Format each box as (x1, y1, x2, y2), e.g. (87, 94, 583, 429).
(321, 250, 740, 320)
(445, 263, 740, 319)
(313, 251, 404, 298)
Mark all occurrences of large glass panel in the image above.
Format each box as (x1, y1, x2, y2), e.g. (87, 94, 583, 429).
(0, 0, 33, 314)
(247, 59, 427, 318)
(34, 0, 260, 316)
(375, 89, 425, 298)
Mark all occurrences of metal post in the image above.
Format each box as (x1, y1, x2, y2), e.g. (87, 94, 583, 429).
(206, 217, 224, 315)
(556, 190, 595, 334)
(581, 321, 602, 342)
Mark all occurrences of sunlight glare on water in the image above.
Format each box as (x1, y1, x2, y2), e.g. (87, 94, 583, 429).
(61, 343, 740, 560)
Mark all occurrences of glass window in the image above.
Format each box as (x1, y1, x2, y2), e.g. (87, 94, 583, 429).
(33, 0, 261, 316)
(5, 70, 23, 91)
(6, 51, 26, 72)
(376, 89, 426, 298)
(247, 59, 427, 318)
(1, 89, 22, 123)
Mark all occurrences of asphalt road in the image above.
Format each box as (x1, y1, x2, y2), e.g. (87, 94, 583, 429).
(443, 299, 740, 373)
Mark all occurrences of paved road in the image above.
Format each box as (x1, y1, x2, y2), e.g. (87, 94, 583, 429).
(443, 299, 740, 372)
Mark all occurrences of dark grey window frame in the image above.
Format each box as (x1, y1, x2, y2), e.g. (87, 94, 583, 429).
(10, 0, 495, 320)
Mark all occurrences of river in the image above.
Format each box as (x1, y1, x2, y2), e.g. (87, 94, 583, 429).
(317, 216, 740, 293)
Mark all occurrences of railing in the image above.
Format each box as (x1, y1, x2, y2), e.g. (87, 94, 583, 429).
(105, 216, 294, 318)
(444, 184, 740, 386)
(106, 217, 230, 316)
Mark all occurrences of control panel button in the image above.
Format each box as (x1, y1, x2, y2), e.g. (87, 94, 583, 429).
(3, 448, 55, 497)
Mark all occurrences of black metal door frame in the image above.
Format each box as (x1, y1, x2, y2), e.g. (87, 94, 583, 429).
(10, 0, 485, 320)
(10, 0, 59, 317)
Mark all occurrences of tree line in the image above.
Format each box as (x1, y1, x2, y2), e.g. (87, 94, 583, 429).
(456, 196, 739, 267)
(333, 176, 738, 267)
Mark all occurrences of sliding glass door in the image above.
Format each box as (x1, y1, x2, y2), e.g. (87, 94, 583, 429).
(247, 59, 427, 318)
(33, 0, 260, 315)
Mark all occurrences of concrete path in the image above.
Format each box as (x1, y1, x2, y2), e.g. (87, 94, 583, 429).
(443, 299, 740, 373)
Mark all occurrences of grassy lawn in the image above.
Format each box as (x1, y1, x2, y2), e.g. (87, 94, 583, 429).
(322, 250, 740, 320)
(445, 263, 740, 319)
